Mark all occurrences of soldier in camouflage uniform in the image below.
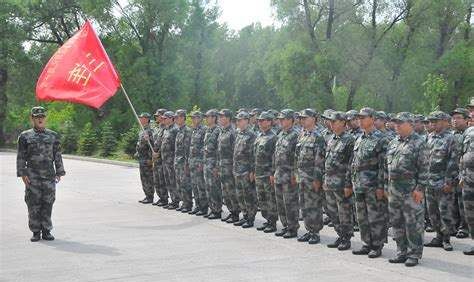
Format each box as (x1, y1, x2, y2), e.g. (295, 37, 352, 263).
(351, 108, 389, 258)
(233, 111, 258, 228)
(346, 109, 362, 232)
(254, 111, 278, 233)
(17, 106, 66, 241)
(160, 111, 180, 209)
(269, 109, 282, 135)
(374, 111, 396, 140)
(203, 109, 222, 219)
(272, 109, 300, 239)
(136, 112, 155, 204)
(324, 111, 354, 251)
(451, 108, 470, 238)
(386, 112, 428, 267)
(424, 111, 458, 251)
(295, 109, 326, 244)
(459, 100, 474, 255)
(249, 108, 263, 133)
(174, 109, 193, 212)
(218, 109, 241, 223)
(189, 111, 208, 215)
(152, 108, 169, 206)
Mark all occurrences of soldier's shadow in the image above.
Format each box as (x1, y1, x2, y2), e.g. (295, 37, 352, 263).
(40, 239, 121, 256)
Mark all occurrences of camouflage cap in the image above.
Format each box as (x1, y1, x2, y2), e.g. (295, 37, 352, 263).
(357, 107, 376, 117)
(413, 114, 426, 122)
(277, 109, 295, 119)
(346, 110, 359, 120)
(138, 112, 151, 118)
(427, 110, 451, 121)
(31, 106, 47, 117)
(250, 108, 263, 116)
(175, 109, 186, 117)
(374, 111, 388, 120)
(190, 110, 204, 118)
(205, 109, 219, 117)
(387, 113, 396, 121)
(237, 108, 249, 114)
(300, 108, 318, 118)
(236, 111, 250, 120)
(321, 109, 335, 120)
(257, 111, 275, 120)
(451, 107, 469, 118)
(392, 112, 415, 123)
(163, 111, 175, 118)
(328, 111, 346, 121)
(467, 97, 474, 108)
(154, 108, 167, 116)
(218, 108, 233, 118)
(268, 109, 279, 118)
(294, 111, 301, 119)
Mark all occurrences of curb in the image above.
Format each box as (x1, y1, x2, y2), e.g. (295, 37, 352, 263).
(0, 148, 139, 168)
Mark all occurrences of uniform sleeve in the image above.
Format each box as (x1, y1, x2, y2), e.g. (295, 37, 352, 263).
(377, 136, 388, 190)
(16, 134, 27, 177)
(184, 128, 192, 165)
(445, 136, 459, 186)
(313, 135, 326, 183)
(53, 134, 66, 177)
(416, 141, 429, 192)
(344, 137, 354, 188)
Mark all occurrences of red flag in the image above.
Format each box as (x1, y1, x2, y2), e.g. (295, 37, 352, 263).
(36, 20, 121, 109)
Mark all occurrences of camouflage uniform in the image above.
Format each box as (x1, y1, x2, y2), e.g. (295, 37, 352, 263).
(273, 110, 299, 233)
(460, 126, 474, 245)
(189, 117, 208, 212)
(17, 107, 65, 233)
(160, 113, 180, 206)
(254, 114, 278, 226)
(351, 114, 389, 251)
(425, 112, 458, 240)
(218, 123, 240, 215)
(386, 112, 428, 260)
(174, 117, 193, 209)
(324, 123, 355, 240)
(152, 122, 167, 203)
(136, 118, 155, 200)
(203, 120, 222, 215)
(233, 113, 257, 222)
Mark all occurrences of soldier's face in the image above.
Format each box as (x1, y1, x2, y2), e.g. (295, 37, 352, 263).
(236, 118, 248, 130)
(452, 114, 467, 129)
(206, 116, 216, 126)
(191, 117, 201, 128)
(32, 116, 46, 129)
(358, 116, 373, 130)
(280, 118, 293, 130)
(302, 117, 315, 129)
(374, 118, 385, 129)
(139, 117, 149, 126)
(258, 119, 271, 131)
(218, 116, 230, 127)
(176, 116, 186, 126)
(330, 120, 345, 134)
(395, 122, 413, 137)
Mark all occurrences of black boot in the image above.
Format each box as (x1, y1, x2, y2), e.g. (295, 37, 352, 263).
(297, 232, 311, 242)
(442, 237, 453, 251)
(226, 213, 240, 224)
(42, 230, 55, 241)
(308, 233, 320, 245)
(189, 207, 200, 215)
(283, 229, 298, 239)
(263, 223, 277, 233)
(389, 255, 407, 263)
(424, 234, 443, 247)
(138, 197, 153, 204)
(242, 220, 254, 228)
(234, 218, 247, 226)
(327, 237, 343, 248)
(368, 246, 383, 258)
(275, 227, 287, 237)
(352, 245, 371, 255)
(221, 213, 232, 222)
(30, 232, 41, 242)
(337, 237, 351, 251)
(404, 257, 419, 267)
(196, 208, 208, 216)
(257, 222, 268, 231)
(208, 212, 222, 220)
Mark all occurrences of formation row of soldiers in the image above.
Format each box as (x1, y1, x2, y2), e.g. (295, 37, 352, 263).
(135, 99, 474, 267)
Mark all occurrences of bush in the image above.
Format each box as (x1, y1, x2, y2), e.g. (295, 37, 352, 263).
(78, 122, 98, 156)
(61, 120, 78, 154)
(119, 125, 139, 157)
(100, 121, 117, 157)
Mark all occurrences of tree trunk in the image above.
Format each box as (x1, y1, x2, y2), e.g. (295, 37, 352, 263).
(0, 68, 8, 146)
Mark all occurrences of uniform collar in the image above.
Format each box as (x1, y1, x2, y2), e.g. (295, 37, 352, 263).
(33, 127, 46, 133)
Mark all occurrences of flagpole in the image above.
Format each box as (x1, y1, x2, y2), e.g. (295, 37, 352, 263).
(120, 83, 156, 154)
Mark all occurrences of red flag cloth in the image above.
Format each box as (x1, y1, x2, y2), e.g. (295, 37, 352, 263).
(36, 20, 121, 109)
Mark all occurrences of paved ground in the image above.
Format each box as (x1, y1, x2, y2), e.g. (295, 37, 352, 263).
(1, 151, 472, 282)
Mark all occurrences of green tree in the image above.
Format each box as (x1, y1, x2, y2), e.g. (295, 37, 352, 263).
(78, 122, 98, 156)
(61, 121, 78, 154)
(119, 126, 139, 157)
(100, 121, 117, 157)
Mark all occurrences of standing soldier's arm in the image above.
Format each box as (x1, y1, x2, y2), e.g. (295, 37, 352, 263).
(53, 134, 66, 177)
(344, 138, 355, 190)
(377, 137, 388, 192)
(416, 141, 429, 192)
(16, 134, 28, 178)
(249, 132, 256, 174)
(445, 136, 459, 188)
(313, 135, 326, 185)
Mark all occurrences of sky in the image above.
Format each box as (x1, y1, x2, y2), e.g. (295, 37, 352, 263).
(216, 0, 275, 31)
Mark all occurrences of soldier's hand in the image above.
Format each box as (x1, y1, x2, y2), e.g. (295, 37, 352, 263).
(143, 133, 149, 141)
(312, 180, 321, 191)
(442, 184, 453, 193)
(249, 172, 255, 182)
(412, 190, 423, 204)
(344, 187, 353, 198)
(375, 189, 385, 200)
(152, 152, 160, 161)
(213, 168, 219, 178)
(21, 176, 30, 186)
(198, 164, 203, 172)
(291, 176, 297, 187)
(459, 179, 464, 189)
(269, 175, 275, 186)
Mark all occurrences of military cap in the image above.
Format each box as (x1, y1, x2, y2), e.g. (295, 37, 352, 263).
(328, 111, 346, 121)
(190, 110, 204, 118)
(374, 111, 388, 120)
(467, 97, 474, 108)
(138, 112, 151, 118)
(237, 108, 249, 114)
(236, 111, 250, 120)
(300, 108, 318, 118)
(413, 114, 425, 122)
(427, 111, 451, 121)
(205, 109, 219, 117)
(31, 106, 47, 117)
(218, 109, 233, 118)
(357, 107, 376, 117)
(267, 109, 279, 118)
(451, 108, 469, 118)
(346, 110, 359, 120)
(294, 111, 301, 119)
(392, 112, 415, 123)
(277, 109, 295, 119)
(154, 108, 167, 116)
(257, 111, 275, 120)
(250, 108, 263, 116)
(321, 109, 335, 120)
(175, 109, 186, 117)
(387, 113, 396, 121)
(163, 111, 175, 118)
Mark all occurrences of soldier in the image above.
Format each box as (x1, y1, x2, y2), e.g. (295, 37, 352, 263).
(294, 112, 303, 133)
(17, 106, 66, 241)
(296, 109, 326, 244)
(152, 108, 169, 206)
(459, 100, 474, 255)
(269, 109, 281, 135)
(272, 109, 299, 239)
(174, 109, 193, 213)
(321, 109, 335, 144)
(249, 108, 263, 133)
(324, 111, 354, 251)
(346, 110, 363, 139)
(218, 109, 241, 223)
(374, 111, 396, 140)
(424, 111, 458, 251)
(160, 111, 180, 209)
(386, 112, 428, 267)
(451, 108, 470, 238)
(203, 109, 222, 219)
(189, 110, 208, 215)
(136, 112, 155, 204)
(351, 108, 388, 258)
(254, 111, 278, 233)
(233, 111, 258, 228)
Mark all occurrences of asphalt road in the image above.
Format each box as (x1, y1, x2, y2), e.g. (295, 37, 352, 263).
(1, 152, 472, 282)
